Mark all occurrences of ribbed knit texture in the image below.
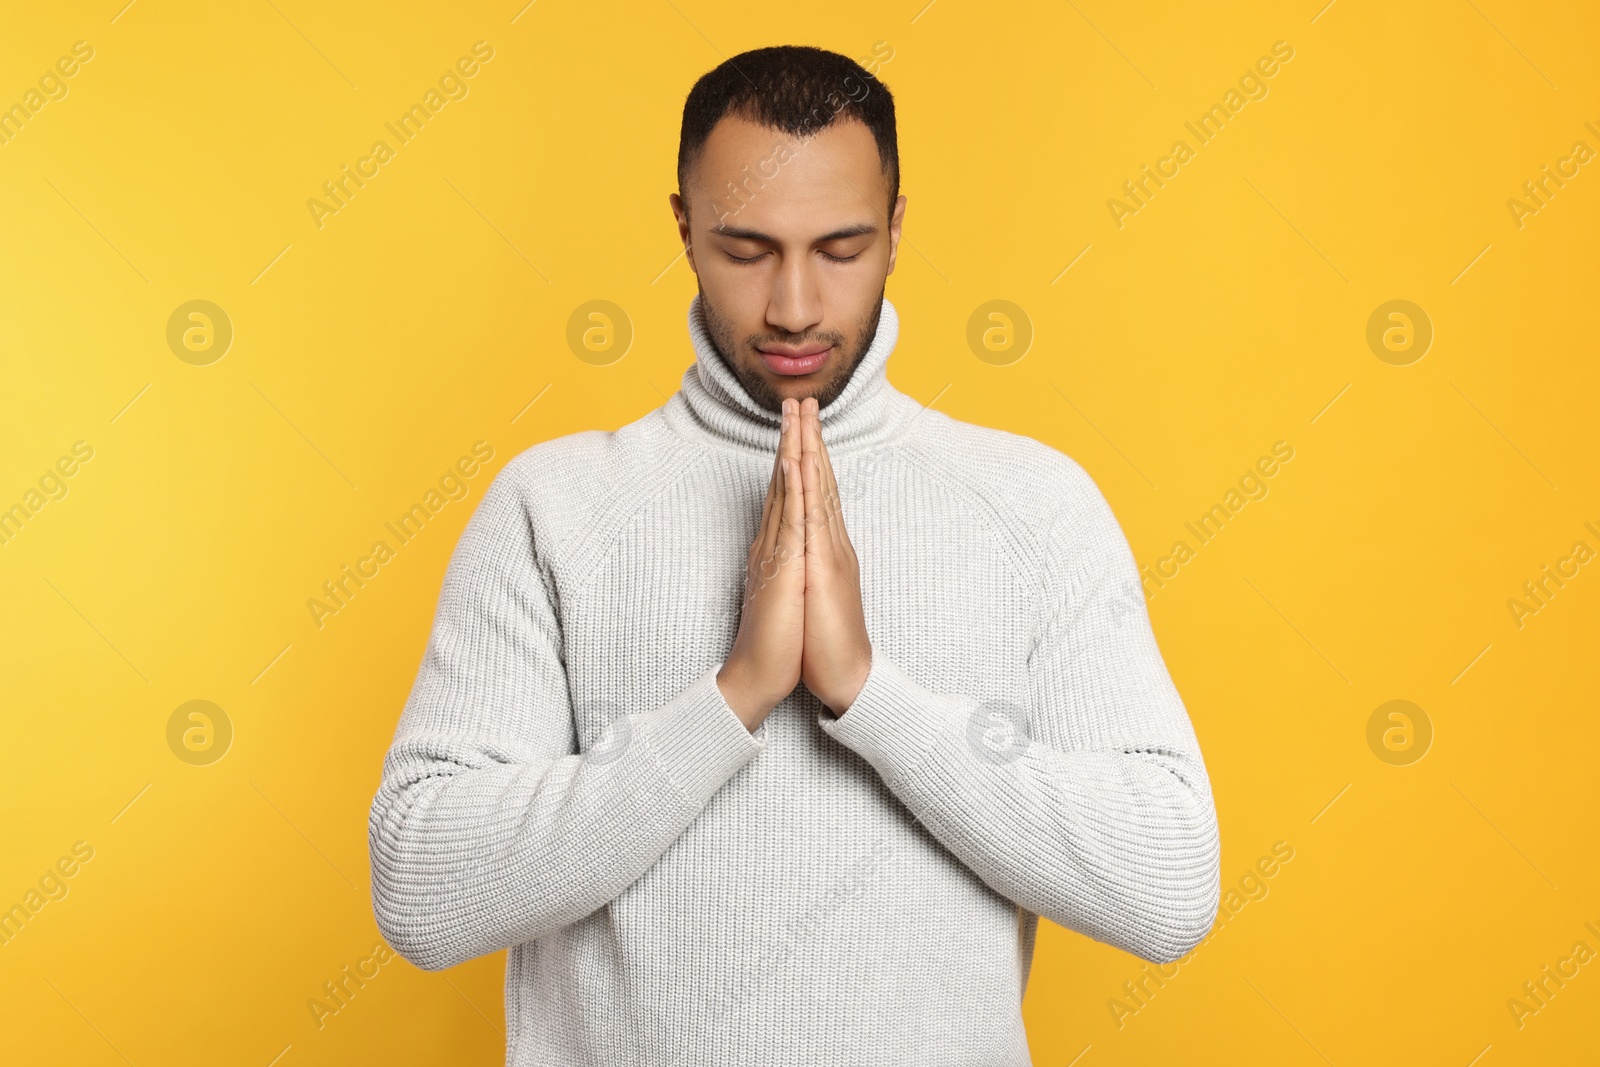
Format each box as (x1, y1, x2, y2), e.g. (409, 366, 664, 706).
(368, 293, 1222, 1066)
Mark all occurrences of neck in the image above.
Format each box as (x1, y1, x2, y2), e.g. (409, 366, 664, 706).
(663, 292, 919, 456)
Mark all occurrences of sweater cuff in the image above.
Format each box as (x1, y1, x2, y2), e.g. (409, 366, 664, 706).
(638, 662, 767, 805)
(816, 646, 961, 788)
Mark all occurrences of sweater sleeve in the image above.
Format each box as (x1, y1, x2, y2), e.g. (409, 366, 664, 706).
(815, 471, 1221, 964)
(368, 457, 767, 972)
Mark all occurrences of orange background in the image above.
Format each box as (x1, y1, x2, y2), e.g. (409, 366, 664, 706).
(1, 1, 1596, 1063)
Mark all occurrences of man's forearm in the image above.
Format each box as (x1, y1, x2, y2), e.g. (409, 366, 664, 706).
(371, 662, 765, 971)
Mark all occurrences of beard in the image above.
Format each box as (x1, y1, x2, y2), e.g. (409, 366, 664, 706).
(698, 281, 886, 415)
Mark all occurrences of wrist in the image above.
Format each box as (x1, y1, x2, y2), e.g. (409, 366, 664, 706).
(716, 661, 770, 729)
(825, 648, 873, 718)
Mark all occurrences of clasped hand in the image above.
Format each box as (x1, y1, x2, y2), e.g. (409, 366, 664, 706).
(716, 396, 872, 727)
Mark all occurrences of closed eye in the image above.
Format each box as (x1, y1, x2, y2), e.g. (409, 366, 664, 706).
(723, 250, 864, 264)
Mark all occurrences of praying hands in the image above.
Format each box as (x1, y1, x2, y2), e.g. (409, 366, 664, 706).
(716, 396, 873, 727)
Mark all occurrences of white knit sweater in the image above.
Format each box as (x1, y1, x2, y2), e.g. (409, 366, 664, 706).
(368, 293, 1221, 1066)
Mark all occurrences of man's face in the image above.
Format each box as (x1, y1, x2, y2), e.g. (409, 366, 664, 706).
(670, 113, 906, 413)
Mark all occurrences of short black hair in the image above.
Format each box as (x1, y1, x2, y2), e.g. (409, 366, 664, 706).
(677, 45, 899, 223)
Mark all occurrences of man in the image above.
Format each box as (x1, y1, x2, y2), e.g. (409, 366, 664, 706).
(369, 44, 1220, 1066)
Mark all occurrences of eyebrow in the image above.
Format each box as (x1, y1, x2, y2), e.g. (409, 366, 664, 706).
(707, 222, 878, 243)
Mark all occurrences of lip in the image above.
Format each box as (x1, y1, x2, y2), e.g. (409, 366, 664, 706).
(758, 344, 832, 376)
(759, 342, 831, 357)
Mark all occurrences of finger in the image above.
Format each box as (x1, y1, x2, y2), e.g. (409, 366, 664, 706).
(799, 399, 824, 533)
(776, 399, 799, 540)
(820, 435, 856, 560)
(799, 400, 833, 558)
(781, 396, 801, 471)
(816, 415, 839, 507)
(756, 411, 786, 546)
(809, 402, 845, 553)
(778, 455, 805, 566)
(763, 401, 799, 547)
(803, 446, 837, 565)
(779, 400, 804, 554)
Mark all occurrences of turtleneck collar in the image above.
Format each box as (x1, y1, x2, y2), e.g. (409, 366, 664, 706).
(662, 292, 919, 457)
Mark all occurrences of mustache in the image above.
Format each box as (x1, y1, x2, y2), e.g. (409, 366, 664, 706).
(748, 333, 844, 348)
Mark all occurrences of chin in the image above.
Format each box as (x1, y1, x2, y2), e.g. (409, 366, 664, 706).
(767, 365, 852, 410)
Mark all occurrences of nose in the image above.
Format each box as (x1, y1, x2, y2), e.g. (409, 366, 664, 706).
(765, 256, 823, 339)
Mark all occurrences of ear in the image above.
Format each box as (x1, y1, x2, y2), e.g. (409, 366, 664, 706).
(669, 192, 697, 273)
(886, 194, 907, 276)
